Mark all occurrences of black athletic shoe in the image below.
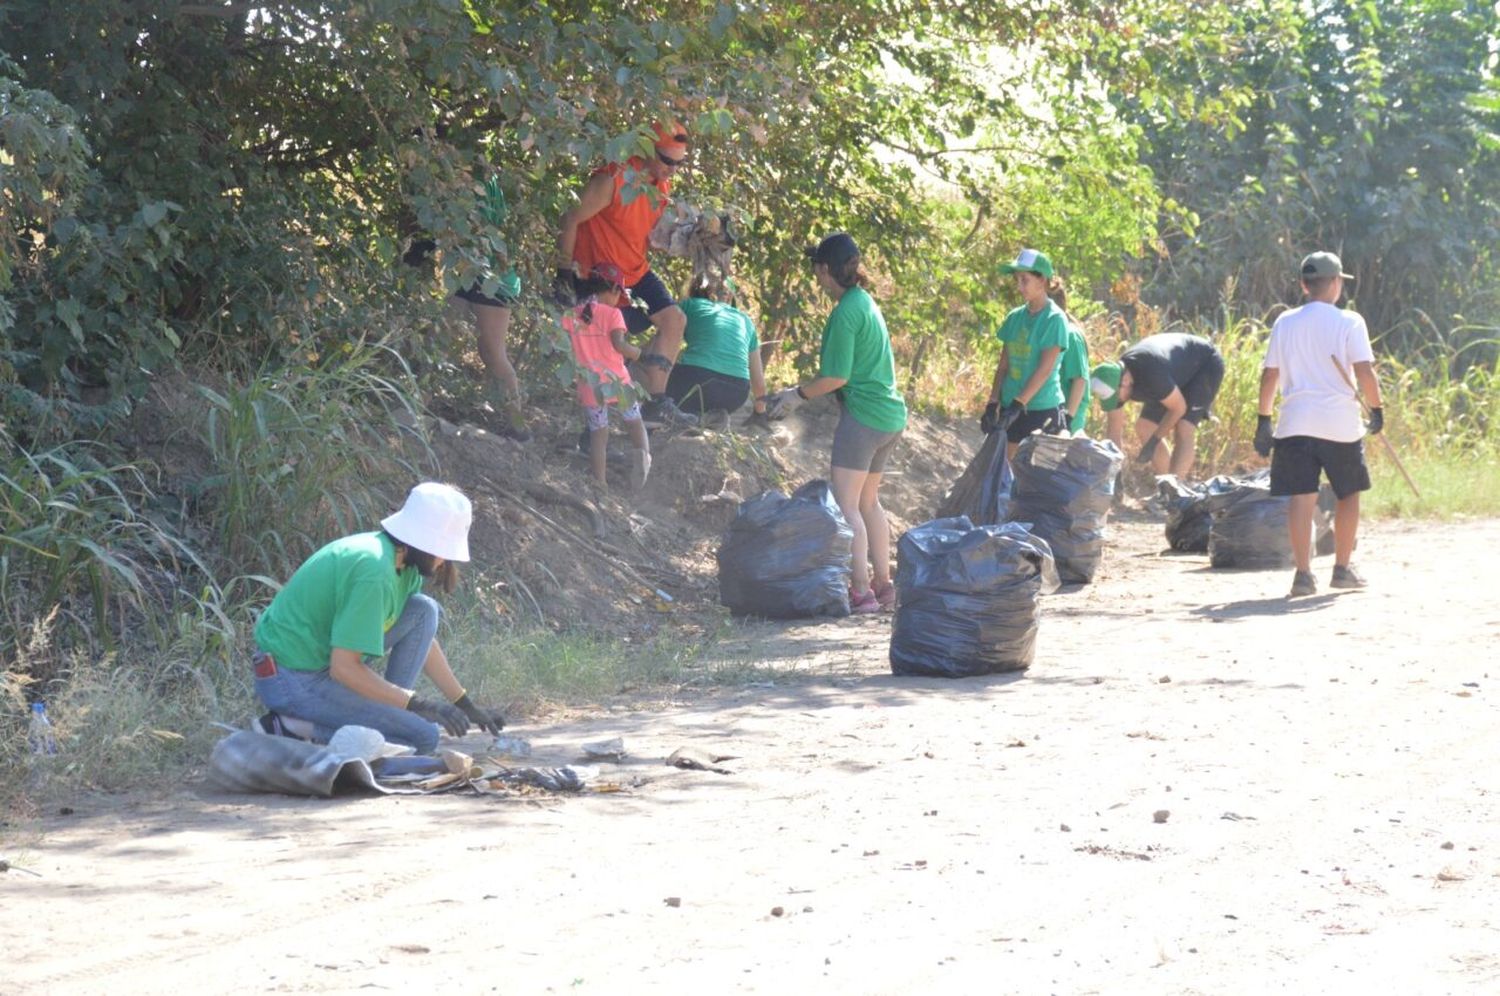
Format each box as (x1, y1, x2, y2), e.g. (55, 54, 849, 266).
(1329, 564, 1367, 590)
(1288, 570, 1317, 598)
(639, 396, 699, 429)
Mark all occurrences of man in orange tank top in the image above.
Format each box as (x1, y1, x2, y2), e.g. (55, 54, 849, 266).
(556, 122, 696, 427)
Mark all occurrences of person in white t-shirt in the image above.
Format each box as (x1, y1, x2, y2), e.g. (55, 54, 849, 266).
(1255, 251, 1385, 598)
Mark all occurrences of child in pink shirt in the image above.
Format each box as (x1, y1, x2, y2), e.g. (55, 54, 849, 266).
(565, 263, 651, 489)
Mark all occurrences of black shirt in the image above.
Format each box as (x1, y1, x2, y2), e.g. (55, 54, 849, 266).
(1120, 333, 1219, 403)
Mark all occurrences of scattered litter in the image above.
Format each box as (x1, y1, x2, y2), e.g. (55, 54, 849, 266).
(1220, 812, 1257, 822)
(666, 746, 737, 774)
(492, 734, 534, 758)
(581, 737, 627, 760)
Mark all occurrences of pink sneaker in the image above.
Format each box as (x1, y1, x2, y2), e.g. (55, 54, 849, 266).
(849, 588, 881, 614)
(872, 580, 896, 612)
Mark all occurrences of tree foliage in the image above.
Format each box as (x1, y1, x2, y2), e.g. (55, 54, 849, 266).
(1120, 0, 1500, 348)
(1, 0, 1175, 419)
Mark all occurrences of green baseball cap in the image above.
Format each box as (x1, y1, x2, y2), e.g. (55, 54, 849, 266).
(1090, 362, 1124, 411)
(999, 248, 1054, 280)
(1300, 251, 1353, 280)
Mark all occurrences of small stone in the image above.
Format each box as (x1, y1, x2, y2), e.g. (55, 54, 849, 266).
(1158, 675, 1172, 684)
(1060, 823, 1072, 832)
(1153, 810, 1171, 824)
(1441, 841, 1455, 850)
(664, 897, 682, 908)
(771, 906, 785, 917)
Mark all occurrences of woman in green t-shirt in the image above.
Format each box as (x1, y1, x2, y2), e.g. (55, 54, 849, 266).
(764, 233, 909, 615)
(982, 248, 1070, 460)
(664, 276, 768, 418)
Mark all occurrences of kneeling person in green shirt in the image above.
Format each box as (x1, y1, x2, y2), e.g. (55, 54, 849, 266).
(251, 482, 506, 754)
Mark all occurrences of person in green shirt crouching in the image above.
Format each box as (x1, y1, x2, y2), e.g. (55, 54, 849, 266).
(981, 248, 1069, 460)
(664, 275, 768, 420)
(251, 482, 506, 754)
(764, 233, 909, 615)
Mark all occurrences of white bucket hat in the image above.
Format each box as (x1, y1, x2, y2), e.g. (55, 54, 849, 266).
(380, 482, 472, 562)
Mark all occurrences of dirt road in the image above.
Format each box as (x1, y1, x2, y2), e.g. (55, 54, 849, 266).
(6, 517, 1500, 994)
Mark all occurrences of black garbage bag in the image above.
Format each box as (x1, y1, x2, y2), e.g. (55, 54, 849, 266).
(1205, 471, 1335, 568)
(1158, 474, 1242, 553)
(717, 480, 852, 618)
(1006, 435, 1124, 583)
(935, 431, 1014, 525)
(890, 517, 1060, 678)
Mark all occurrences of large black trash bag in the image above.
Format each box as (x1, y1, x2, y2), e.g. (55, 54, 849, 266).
(1159, 474, 1242, 553)
(717, 480, 852, 618)
(935, 431, 1014, 525)
(890, 517, 1060, 678)
(1204, 471, 1335, 568)
(1006, 434, 1124, 583)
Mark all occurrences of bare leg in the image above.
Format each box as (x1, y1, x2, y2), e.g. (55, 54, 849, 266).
(624, 416, 651, 490)
(1287, 493, 1318, 573)
(1135, 418, 1171, 474)
(588, 425, 608, 487)
(1333, 491, 1360, 567)
(1169, 421, 1198, 478)
(859, 471, 892, 588)
(638, 305, 687, 395)
(468, 302, 520, 400)
(830, 465, 872, 594)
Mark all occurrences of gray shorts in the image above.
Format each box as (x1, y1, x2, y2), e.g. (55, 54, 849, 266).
(831, 410, 902, 473)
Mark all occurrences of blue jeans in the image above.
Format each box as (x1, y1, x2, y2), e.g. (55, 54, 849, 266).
(254, 593, 442, 753)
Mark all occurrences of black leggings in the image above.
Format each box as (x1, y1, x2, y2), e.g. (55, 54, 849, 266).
(664, 363, 751, 414)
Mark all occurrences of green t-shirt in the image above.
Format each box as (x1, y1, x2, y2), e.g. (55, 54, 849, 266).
(678, 297, 759, 380)
(995, 299, 1068, 410)
(479, 176, 522, 299)
(818, 286, 908, 433)
(1059, 323, 1091, 433)
(254, 531, 424, 671)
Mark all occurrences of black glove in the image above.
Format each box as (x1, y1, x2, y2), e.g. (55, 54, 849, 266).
(980, 401, 1000, 434)
(549, 268, 577, 308)
(1136, 434, 1160, 464)
(454, 693, 506, 736)
(1366, 406, 1384, 436)
(1254, 414, 1275, 457)
(407, 695, 469, 738)
(998, 399, 1026, 433)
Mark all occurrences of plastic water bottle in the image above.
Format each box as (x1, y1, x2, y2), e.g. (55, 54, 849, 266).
(27, 702, 58, 756)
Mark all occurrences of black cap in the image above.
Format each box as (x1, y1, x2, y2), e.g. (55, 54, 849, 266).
(804, 232, 860, 267)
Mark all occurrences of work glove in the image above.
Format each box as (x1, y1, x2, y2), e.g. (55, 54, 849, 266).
(997, 399, 1026, 433)
(549, 267, 577, 309)
(407, 695, 469, 738)
(454, 693, 506, 736)
(1254, 415, 1275, 458)
(1136, 434, 1161, 465)
(763, 387, 805, 421)
(1366, 406, 1384, 436)
(980, 401, 1000, 435)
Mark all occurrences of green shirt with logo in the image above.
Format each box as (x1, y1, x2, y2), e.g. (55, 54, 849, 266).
(995, 299, 1068, 410)
(254, 531, 424, 671)
(678, 298, 760, 380)
(819, 286, 908, 433)
(1059, 322, 1091, 433)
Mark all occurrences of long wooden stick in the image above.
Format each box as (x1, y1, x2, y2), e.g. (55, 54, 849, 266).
(1329, 354, 1421, 499)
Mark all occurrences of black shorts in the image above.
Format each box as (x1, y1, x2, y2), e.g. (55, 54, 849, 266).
(664, 364, 751, 414)
(1270, 436, 1371, 499)
(1140, 351, 1225, 426)
(622, 270, 676, 336)
(455, 284, 518, 308)
(1006, 406, 1067, 444)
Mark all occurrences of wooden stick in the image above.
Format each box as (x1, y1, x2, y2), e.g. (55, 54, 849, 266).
(1329, 355, 1421, 499)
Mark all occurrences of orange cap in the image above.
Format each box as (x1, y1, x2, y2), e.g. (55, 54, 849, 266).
(653, 120, 689, 160)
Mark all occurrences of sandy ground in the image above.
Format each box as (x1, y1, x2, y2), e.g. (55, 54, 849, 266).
(5, 516, 1500, 994)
